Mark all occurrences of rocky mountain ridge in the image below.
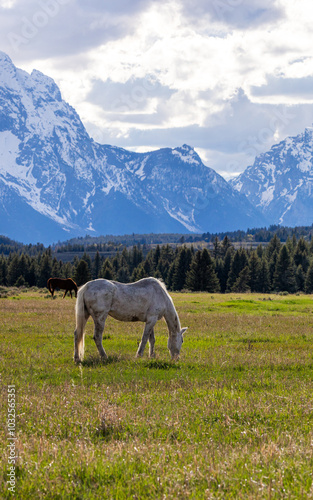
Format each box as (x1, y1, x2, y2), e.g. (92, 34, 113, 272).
(0, 51, 266, 244)
(231, 127, 313, 227)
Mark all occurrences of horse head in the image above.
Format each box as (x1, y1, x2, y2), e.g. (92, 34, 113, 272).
(168, 327, 187, 360)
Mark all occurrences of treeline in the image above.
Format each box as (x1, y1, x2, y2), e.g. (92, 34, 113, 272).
(53, 223, 313, 250)
(2, 235, 313, 294)
(54, 233, 190, 252)
(0, 235, 45, 256)
(202, 224, 313, 243)
(1, 223, 313, 257)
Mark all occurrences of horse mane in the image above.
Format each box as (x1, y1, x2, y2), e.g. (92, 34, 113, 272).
(156, 278, 167, 291)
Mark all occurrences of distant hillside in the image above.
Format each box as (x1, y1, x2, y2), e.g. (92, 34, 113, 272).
(1, 224, 313, 257)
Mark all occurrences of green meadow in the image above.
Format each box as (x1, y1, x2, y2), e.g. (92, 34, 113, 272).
(1, 289, 313, 499)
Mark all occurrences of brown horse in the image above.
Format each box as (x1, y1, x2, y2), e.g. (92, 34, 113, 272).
(47, 278, 78, 298)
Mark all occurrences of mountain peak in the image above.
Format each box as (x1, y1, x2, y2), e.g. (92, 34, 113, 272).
(181, 144, 194, 151)
(30, 69, 62, 101)
(231, 127, 313, 226)
(0, 51, 13, 64)
(171, 144, 201, 166)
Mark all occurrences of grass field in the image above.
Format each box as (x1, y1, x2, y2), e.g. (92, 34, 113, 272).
(1, 289, 313, 499)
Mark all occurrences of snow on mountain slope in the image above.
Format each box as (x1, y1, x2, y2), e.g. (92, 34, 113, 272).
(230, 127, 313, 226)
(0, 51, 266, 244)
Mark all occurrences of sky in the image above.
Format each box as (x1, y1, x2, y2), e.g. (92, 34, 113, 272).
(1, 0, 313, 179)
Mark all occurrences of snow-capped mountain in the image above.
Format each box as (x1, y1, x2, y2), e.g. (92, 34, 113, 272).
(0, 51, 266, 244)
(231, 127, 313, 226)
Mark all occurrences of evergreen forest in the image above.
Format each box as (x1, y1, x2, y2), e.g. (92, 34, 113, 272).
(1, 234, 313, 294)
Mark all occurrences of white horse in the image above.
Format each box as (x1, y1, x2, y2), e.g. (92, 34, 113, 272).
(74, 277, 187, 363)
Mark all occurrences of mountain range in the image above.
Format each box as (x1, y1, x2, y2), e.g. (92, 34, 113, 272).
(0, 51, 312, 245)
(230, 127, 313, 227)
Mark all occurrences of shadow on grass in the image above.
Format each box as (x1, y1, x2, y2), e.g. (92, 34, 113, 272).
(143, 360, 181, 370)
(80, 354, 122, 367)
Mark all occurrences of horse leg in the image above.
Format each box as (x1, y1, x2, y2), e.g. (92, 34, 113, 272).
(63, 289, 67, 299)
(93, 314, 108, 361)
(149, 328, 156, 358)
(136, 317, 157, 358)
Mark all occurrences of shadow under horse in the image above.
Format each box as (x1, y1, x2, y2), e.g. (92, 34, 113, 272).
(47, 277, 78, 298)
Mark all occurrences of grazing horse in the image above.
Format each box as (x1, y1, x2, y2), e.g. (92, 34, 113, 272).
(74, 277, 187, 363)
(47, 277, 78, 299)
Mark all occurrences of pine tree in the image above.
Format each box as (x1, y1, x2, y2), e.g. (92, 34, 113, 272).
(51, 257, 61, 278)
(294, 237, 310, 273)
(156, 245, 175, 282)
(285, 236, 295, 256)
(273, 245, 297, 293)
(142, 255, 154, 277)
(186, 249, 220, 292)
(266, 234, 281, 259)
(0, 256, 8, 286)
(156, 257, 170, 281)
(232, 265, 251, 292)
(128, 245, 142, 273)
(82, 252, 92, 273)
(220, 247, 234, 293)
(213, 237, 220, 259)
(93, 251, 101, 279)
(249, 251, 261, 292)
(221, 235, 232, 257)
(121, 247, 130, 270)
(117, 266, 130, 283)
(295, 264, 305, 292)
(256, 244, 263, 259)
(112, 253, 121, 275)
(172, 247, 192, 291)
(74, 260, 91, 286)
(304, 262, 313, 293)
(186, 251, 201, 291)
(166, 261, 176, 290)
(37, 253, 53, 288)
(154, 245, 161, 268)
(215, 257, 224, 291)
(257, 258, 271, 293)
(226, 248, 248, 292)
(100, 258, 115, 280)
(202, 249, 220, 292)
(267, 235, 281, 288)
(131, 263, 147, 282)
(63, 262, 73, 279)
(7, 255, 22, 286)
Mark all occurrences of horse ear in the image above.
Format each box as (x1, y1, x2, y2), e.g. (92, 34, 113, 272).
(181, 327, 188, 335)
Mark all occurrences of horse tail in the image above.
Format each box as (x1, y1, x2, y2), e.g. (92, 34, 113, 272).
(47, 278, 53, 295)
(74, 283, 89, 362)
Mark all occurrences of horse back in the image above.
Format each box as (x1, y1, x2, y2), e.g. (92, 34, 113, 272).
(47, 277, 77, 290)
(109, 278, 169, 322)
